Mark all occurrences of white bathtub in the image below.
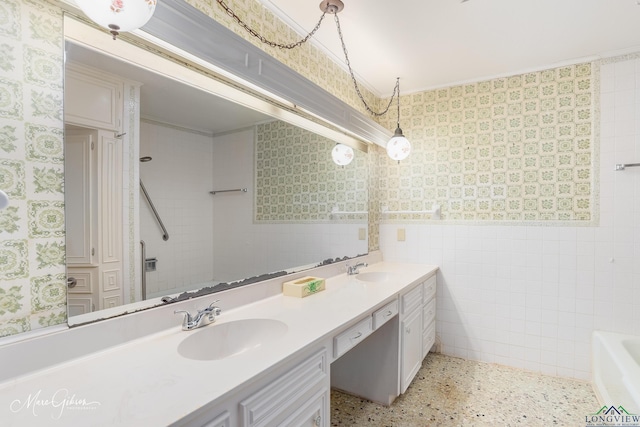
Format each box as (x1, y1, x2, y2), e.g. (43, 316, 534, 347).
(592, 331, 640, 414)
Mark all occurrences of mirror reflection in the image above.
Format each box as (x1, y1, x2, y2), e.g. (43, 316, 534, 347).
(64, 39, 368, 322)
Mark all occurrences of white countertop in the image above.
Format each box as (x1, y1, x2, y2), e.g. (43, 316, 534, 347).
(0, 262, 437, 426)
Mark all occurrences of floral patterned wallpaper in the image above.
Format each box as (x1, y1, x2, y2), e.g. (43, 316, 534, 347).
(375, 63, 595, 223)
(0, 0, 66, 337)
(255, 120, 368, 222)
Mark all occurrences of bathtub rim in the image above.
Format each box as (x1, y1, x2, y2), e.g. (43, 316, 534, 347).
(592, 330, 640, 414)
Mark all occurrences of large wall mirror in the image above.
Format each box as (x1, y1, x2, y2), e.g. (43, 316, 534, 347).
(63, 17, 369, 325)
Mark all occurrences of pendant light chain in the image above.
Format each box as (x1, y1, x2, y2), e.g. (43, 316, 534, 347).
(216, 0, 400, 118)
(333, 14, 399, 117)
(396, 77, 401, 128)
(216, 0, 328, 49)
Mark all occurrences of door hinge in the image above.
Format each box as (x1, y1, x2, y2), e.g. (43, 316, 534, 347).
(91, 247, 95, 256)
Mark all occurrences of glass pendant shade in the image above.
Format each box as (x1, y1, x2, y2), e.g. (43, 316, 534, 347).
(386, 126, 411, 161)
(75, 0, 157, 38)
(331, 144, 354, 166)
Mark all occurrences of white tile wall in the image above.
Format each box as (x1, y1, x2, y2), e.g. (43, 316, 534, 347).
(139, 124, 367, 291)
(139, 122, 215, 296)
(380, 58, 640, 381)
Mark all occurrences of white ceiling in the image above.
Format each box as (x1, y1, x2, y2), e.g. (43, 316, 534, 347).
(65, 42, 273, 134)
(258, 0, 640, 96)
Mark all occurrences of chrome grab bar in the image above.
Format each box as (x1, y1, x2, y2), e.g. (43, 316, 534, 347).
(209, 188, 247, 195)
(140, 240, 147, 301)
(615, 163, 640, 171)
(140, 179, 169, 241)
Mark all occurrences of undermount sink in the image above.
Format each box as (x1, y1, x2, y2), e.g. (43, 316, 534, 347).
(356, 272, 391, 283)
(177, 318, 288, 361)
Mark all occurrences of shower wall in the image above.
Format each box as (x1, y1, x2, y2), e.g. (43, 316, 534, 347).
(139, 121, 368, 294)
(139, 121, 214, 297)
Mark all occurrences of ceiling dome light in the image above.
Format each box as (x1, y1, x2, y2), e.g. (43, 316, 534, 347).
(75, 0, 157, 39)
(331, 143, 354, 166)
(386, 126, 411, 161)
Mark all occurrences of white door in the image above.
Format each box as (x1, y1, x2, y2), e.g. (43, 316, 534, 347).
(65, 128, 99, 314)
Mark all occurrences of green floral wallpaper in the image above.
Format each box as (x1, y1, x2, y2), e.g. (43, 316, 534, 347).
(375, 63, 595, 223)
(255, 120, 368, 222)
(0, 0, 65, 338)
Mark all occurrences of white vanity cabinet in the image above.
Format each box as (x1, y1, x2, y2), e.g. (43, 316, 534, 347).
(422, 275, 437, 358)
(201, 411, 231, 427)
(400, 282, 424, 393)
(239, 348, 328, 427)
(400, 273, 437, 393)
(175, 348, 330, 427)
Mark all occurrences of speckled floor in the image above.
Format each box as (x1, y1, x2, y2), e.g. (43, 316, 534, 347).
(331, 353, 599, 426)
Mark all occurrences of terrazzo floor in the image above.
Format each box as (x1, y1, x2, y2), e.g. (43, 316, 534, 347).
(331, 353, 599, 426)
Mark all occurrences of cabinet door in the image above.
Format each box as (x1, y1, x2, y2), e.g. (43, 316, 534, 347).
(67, 267, 98, 316)
(65, 63, 122, 131)
(400, 307, 422, 393)
(279, 389, 327, 427)
(240, 349, 327, 427)
(202, 411, 231, 427)
(64, 130, 96, 266)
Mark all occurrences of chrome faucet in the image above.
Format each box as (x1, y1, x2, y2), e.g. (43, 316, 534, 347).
(346, 262, 368, 275)
(175, 300, 222, 331)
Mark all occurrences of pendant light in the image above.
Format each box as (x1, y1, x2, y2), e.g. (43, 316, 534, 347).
(386, 78, 411, 162)
(331, 143, 354, 166)
(218, 0, 414, 161)
(74, 0, 157, 40)
(76, 0, 413, 161)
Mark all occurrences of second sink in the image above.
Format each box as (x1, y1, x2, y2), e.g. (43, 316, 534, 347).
(177, 318, 288, 361)
(356, 272, 391, 283)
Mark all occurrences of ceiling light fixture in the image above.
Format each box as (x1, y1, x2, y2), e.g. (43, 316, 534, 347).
(386, 78, 411, 162)
(75, 0, 157, 40)
(220, 0, 410, 161)
(77, 0, 410, 160)
(331, 143, 354, 166)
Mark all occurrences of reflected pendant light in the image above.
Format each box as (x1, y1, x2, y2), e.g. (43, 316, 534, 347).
(331, 143, 354, 166)
(75, 0, 157, 39)
(386, 78, 411, 161)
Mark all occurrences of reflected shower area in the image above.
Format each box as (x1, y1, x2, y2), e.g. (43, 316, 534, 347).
(64, 37, 368, 320)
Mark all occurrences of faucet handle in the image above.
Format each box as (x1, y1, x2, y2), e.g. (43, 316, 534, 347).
(174, 309, 191, 319)
(205, 300, 221, 315)
(174, 310, 192, 328)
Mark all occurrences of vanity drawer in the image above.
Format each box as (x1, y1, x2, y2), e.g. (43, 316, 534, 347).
(423, 275, 436, 303)
(372, 300, 398, 330)
(423, 321, 436, 357)
(423, 298, 436, 328)
(333, 316, 373, 358)
(401, 284, 422, 316)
